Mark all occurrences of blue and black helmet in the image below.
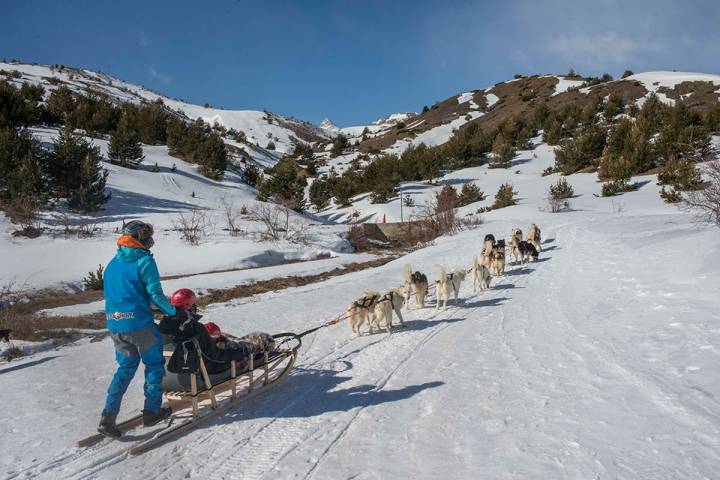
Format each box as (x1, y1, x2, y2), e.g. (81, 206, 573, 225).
(122, 220, 155, 249)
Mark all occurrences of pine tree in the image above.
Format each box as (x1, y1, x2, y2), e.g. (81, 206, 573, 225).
(47, 126, 84, 199)
(198, 132, 227, 180)
(331, 134, 349, 157)
(0, 128, 46, 203)
(48, 126, 109, 211)
(491, 183, 518, 209)
(309, 177, 332, 210)
(45, 86, 75, 125)
(458, 182, 485, 206)
(490, 133, 515, 168)
(241, 163, 260, 187)
(542, 116, 563, 145)
(108, 112, 144, 168)
(257, 159, 306, 211)
(68, 151, 110, 213)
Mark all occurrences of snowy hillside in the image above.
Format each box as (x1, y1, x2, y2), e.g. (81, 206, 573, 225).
(0, 62, 329, 155)
(353, 72, 720, 156)
(3, 146, 720, 478)
(0, 127, 351, 290)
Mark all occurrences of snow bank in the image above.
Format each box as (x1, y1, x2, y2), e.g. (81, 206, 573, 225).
(485, 92, 499, 108)
(552, 76, 585, 96)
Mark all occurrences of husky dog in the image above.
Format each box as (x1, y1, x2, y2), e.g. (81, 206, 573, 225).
(471, 256, 492, 292)
(369, 287, 406, 334)
(527, 223, 542, 251)
(511, 227, 523, 243)
(491, 248, 506, 276)
(482, 237, 495, 257)
(481, 235, 497, 271)
(435, 266, 467, 310)
(517, 240, 539, 264)
(509, 229, 523, 264)
(347, 290, 381, 335)
(403, 265, 428, 310)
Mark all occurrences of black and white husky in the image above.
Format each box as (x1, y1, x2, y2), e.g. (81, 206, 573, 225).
(517, 240, 539, 263)
(403, 265, 428, 309)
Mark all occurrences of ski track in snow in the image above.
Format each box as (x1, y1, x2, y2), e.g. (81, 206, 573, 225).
(4, 212, 720, 479)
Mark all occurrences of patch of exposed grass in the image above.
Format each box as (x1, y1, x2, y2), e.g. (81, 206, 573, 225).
(198, 256, 399, 307)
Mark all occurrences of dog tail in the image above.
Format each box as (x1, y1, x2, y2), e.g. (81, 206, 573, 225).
(404, 264, 412, 283)
(436, 265, 447, 282)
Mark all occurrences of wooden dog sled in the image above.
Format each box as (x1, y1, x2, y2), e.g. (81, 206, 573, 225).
(76, 332, 301, 455)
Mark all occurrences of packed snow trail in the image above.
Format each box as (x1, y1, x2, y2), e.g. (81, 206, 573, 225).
(3, 209, 720, 479)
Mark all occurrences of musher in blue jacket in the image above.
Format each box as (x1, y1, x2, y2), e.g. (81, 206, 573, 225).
(98, 220, 191, 438)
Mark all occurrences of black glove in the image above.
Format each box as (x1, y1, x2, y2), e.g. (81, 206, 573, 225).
(175, 307, 199, 332)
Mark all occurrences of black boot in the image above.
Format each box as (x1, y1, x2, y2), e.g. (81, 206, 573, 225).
(142, 406, 172, 427)
(98, 412, 121, 439)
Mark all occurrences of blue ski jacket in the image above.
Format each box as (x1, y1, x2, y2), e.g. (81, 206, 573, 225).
(104, 241, 176, 333)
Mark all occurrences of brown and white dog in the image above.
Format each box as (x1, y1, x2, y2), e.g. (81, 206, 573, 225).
(370, 287, 406, 334)
(527, 223, 542, 251)
(403, 265, 428, 310)
(435, 265, 467, 310)
(509, 228, 523, 264)
(347, 290, 381, 335)
(491, 246, 506, 276)
(471, 256, 492, 292)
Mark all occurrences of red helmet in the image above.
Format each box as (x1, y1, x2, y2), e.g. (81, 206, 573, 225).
(170, 288, 197, 310)
(204, 322, 222, 341)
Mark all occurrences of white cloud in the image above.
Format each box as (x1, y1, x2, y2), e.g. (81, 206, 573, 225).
(148, 67, 171, 84)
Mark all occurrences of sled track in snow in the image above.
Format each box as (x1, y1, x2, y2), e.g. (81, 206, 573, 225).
(9, 251, 545, 480)
(178, 265, 536, 480)
(194, 307, 469, 480)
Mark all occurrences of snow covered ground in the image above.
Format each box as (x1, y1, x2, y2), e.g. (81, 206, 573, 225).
(2, 147, 720, 478)
(0, 128, 350, 291)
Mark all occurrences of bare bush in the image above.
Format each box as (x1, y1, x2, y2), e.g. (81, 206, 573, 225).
(77, 216, 101, 237)
(546, 196, 572, 213)
(52, 212, 101, 238)
(460, 214, 484, 228)
(415, 186, 463, 238)
(173, 208, 212, 245)
(220, 196, 244, 236)
(683, 161, 720, 227)
(250, 203, 308, 244)
(250, 203, 286, 241)
(4, 197, 42, 238)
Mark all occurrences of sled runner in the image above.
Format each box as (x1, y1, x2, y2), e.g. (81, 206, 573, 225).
(76, 332, 301, 454)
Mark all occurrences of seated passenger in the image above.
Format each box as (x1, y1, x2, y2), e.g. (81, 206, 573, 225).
(159, 288, 274, 375)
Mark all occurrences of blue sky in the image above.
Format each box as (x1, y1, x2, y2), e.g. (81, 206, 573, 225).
(2, 0, 719, 126)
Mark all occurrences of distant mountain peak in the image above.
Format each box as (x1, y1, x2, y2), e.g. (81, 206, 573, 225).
(320, 117, 339, 132)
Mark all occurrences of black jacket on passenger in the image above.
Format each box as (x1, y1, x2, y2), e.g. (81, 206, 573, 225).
(159, 314, 256, 375)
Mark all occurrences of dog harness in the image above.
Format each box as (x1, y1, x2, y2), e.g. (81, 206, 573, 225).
(354, 294, 379, 309)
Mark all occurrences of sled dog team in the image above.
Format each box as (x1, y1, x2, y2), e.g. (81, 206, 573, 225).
(347, 224, 542, 336)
